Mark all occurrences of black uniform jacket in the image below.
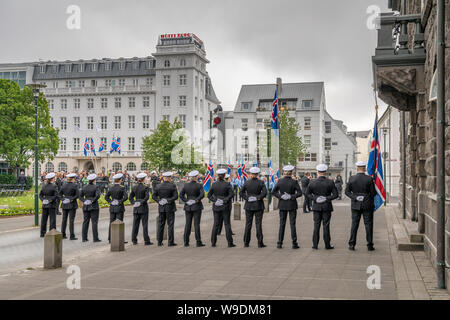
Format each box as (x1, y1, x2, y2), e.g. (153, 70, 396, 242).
(129, 183, 150, 214)
(59, 182, 79, 210)
(80, 183, 101, 211)
(105, 184, 128, 213)
(39, 183, 59, 209)
(272, 176, 303, 210)
(240, 178, 267, 211)
(345, 173, 377, 211)
(305, 176, 338, 212)
(207, 180, 234, 212)
(180, 181, 205, 212)
(152, 181, 178, 213)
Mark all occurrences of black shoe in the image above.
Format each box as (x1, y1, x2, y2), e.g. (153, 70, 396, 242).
(145, 241, 153, 246)
(40, 235, 45, 238)
(184, 243, 189, 247)
(93, 239, 102, 243)
(277, 244, 282, 249)
(368, 246, 375, 251)
(312, 246, 318, 250)
(83, 239, 88, 242)
(132, 241, 138, 245)
(196, 242, 205, 247)
(292, 244, 300, 249)
(244, 243, 250, 248)
(258, 244, 267, 248)
(228, 244, 236, 248)
(349, 246, 355, 251)
(168, 243, 177, 247)
(70, 237, 78, 241)
(124, 241, 128, 244)
(211, 243, 216, 247)
(62, 235, 67, 239)
(232, 232, 236, 235)
(158, 242, 163, 246)
(325, 245, 334, 250)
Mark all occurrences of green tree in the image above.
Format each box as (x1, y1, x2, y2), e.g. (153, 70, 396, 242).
(0, 80, 59, 175)
(279, 108, 306, 166)
(142, 119, 203, 174)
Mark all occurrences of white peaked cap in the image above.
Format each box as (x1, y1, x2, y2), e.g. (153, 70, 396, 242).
(137, 172, 147, 179)
(162, 172, 173, 177)
(87, 174, 97, 181)
(249, 167, 260, 174)
(151, 171, 156, 174)
(283, 165, 295, 171)
(189, 170, 199, 177)
(67, 173, 77, 178)
(356, 161, 367, 167)
(225, 174, 230, 179)
(45, 172, 56, 179)
(217, 168, 227, 175)
(316, 164, 328, 172)
(113, 173, 123, 180)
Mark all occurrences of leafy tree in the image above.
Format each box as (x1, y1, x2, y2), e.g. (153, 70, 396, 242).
(142, 119, 203, 174)
(0, 80, 59, 175)
(279, 108, 306, 167)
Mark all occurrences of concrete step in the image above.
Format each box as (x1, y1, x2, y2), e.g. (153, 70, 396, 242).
(403, 218, 424, 243)
(392, 222, 424, 252)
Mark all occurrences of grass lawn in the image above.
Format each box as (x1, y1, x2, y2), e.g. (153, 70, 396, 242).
(0, 191, 39, 209)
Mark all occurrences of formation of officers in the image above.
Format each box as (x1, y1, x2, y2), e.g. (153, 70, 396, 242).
(39, 161, 377, 251)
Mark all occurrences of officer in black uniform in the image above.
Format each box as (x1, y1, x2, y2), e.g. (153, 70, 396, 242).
(59, 172, 79, 240)
(208, 168, 235, 247)
(345, 162, 377, 251)
(105, 173, 128, 243)
(300, 172, 311, 213)
(240, 167, 267, 248)
(130, 172, 153, 245)
(180, 170, 205, 247)
(39, 172, 59, 237)
(217, 174, 235, 236)
(272, 165, 303, 249)
(152, 171, 178, 246)
(305, 164, 338, 250)
(80, 174, 101, 242)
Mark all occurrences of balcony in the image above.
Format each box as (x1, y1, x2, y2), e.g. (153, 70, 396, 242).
(372, 12, 426, 111)
(42, 85, 154, 96)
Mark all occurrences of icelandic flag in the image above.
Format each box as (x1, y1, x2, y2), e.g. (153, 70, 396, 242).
(203, 161, 213, 192)
(110, 136, 116, 154)
(237, 161, 242, 180)
(227, 161, 232, 175)
(242, 161, 248, 181)
(269, 160, 275, 184)
(116, 137, 121, 155)
(83, 138, 89, 156)
(271, 89, 280, 137)
(276, 169, 280, 179)
(98, 138, 105, 152)
(367, 113, 386, 211)
(90, 138, 96, 156)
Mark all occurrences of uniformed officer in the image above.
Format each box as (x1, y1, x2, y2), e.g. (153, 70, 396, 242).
(345, 162, 377, 251)
(80, 174, 101, 242)
(39, 172, 59, 237)
(208, 168, 235, 247)
(180, 170, 205, 247)
(130, 172, 153, 245)
(305, 164, 339, 250)
(240, 167, 267, 248)
(59, 172, 79, 240)
(300, 172, 311, 213)
(217, 174, 235, 236)
(105, 173, 128, 243)
(152, 172, 179, 246)
(272, 165, 303, 249)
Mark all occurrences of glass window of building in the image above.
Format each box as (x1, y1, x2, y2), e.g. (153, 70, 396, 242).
(324, 138, 331, 150)
(87, 116, 94, 130)
(178, 114, 186, 128)
(304, 117, 311, 130)
(163, 96, 170, 107)
(101, 116, 107, 130)
(115, 97, 121, 108)
(58, 162, 67, 172)
(101, 98, 108, 109)
(45, 162, 54, 172)
(163, 75, 171, 86)
(164, 60, 170, 68)
(78, 80, 85, 87)
(74, 117, 80, 129)
(325, 121, 332, 134)
(180, 59, 186, 67)
(73, 138, 80, 151)
(74, 98, 80, 109)
(118, 79, 125, 87)
(304, 135, 311, 147)
(128, 115, 135, 129)
(112, 162, 122, 172)
(60, 117, 67, 130)
(302, 100, 313, 109)
(128, 97, 136, 108)
(143, 115, 150, 129)
(114, 116, 121, 129)
(162, 115, 170, 121)
(143, 96, 150, 108)
(87, 98, 94, 109)
(60, 99, 67, 110)
(241, 119, 248, 131)
(179, 96, 187, 107)
(128, 138, 135, 151)
(179, 74, 187, 86)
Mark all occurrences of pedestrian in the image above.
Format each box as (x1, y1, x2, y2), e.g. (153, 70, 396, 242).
(152, 171, 179, 246)
(129, 172, 153, 245)
(208, 169, 235, 248)
(59, 172, 79, 240)
(180, 170, 205, 247)
(300, 172, 311, 213)
(345, 162, 377, 251)
(105, 173, 128, 243)
(80, 174, 102, 242)
(18, 170, 27, 191)
(305, 164, 339, 250)
(272, 165, 303, 249)
(335, 174, 343, 200)
(240, 167, 267, 248)
(39, 172, 59, 237)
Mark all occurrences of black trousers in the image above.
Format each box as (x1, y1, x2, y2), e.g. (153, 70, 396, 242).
(132, 212, 150, 243)
(217, 208, 234, 235)
(278, 210, 298, 245)
(40, 207, 57, 236)
(348, 209, 374, 247)
(184, 210, 202, 245)
(82, 210, 99, 241)
(157, 211, 175, 244)
(303, 197, 311, 212)
(233, 187, 238, 202)
(211, 210, 233, 245)
(108, 211, 124, 241)
(244, 210, 264, 245)
(61, 209, 76, 238)
(312, 211, 332, 247)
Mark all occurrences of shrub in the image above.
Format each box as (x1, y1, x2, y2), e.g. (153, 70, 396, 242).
(0, 174, 17, 185)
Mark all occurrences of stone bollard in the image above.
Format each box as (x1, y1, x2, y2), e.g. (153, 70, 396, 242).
(273, 197, 279, 210)
(111, 219, 125, 252)
(44, 229, 63, 269)
(234, 202, 241, 220)
(264, 198, 269, 212)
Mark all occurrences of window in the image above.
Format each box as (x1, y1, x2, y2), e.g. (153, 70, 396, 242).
(179, 74, 187, 86)
(61, 99, 67, 110)
(105, 62, 112, 71)
(40, 65, 45, 73)
(60, 117, 67, 130)
(241, 119, 248, 131)
(324, 138, 331, 150)
(50, 117, 54, 127)
(91, 63, 98, 72)
(304, 135, 311, 147)
(132, 61, 139, 70)
(143, 96, 150, 108)
(74, 98, 80, 109)
(45, 162, 54, 172)
(49, 100, 54, 110)
(128, 116, 135, 129)
(162, 115, 170, 121)
(164, 60, 170, 68)
(143, 115, 150, 129)
(100, 116, 107, 130)
(114, 116, 121, 129)
(163, 75, 171, 86)
(241, 102, 251, 111)
(128, 97, 136, 108)
(60, 138, 66, 151)
(112, 162, 122, 172)
(101, 98, 108, 109)
(78, 64, 84, 73)
(126, 161, 136, 170)
(105, 79, 115, 87)
(180, 59, 186, 67)
(114, 97, 121, 108)
(178, 114, 186, 128)
(91, 79, 97, 87)
(73, 117, 80, 129)
(325, 155, 331, 165)
(311, 153, 317, 162)
(302, 100, 313, 109)
(65, 64, 71, 73)
(87, 98, 94, 109)
(299, 153, 317, 162)
(78, 80, 85, 87)
(325, 121, 332, 134)
(132, 78, 138, 86)
(179, 95, 187, 107)
(119, 61, 125, 70)
(241, 136, 249, 149)
(304, 117, 311, 130)
(87, 116, 94, 130)
(163, 96, 170, 107)
(73, 138, 80, 151)
(100, 137, 107, 150)
(118, 79, 125, 87)
(58, 162, 67, 172)
(52, 81, 58, 88)
(146, 78, 152, 86)
(128, 138, 135, 151)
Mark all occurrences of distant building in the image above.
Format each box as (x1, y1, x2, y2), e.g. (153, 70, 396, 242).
(348, 130, 371, 164)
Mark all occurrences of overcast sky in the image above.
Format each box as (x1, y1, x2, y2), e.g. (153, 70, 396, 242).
(0, 0, 388, 131)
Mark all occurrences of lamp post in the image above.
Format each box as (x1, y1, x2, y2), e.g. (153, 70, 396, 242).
(26, 83, 46, 227)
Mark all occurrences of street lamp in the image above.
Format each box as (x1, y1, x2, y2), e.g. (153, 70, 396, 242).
(26, 83, 47, 227)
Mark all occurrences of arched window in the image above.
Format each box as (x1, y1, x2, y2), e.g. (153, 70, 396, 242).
(126, 162, 136, 171)
(45, 162, 54, 172)
(164, 60, 170, 68)
(58, 162, 68, 172)
(112, 162, 122, 173)
(140, 163, 150, 171)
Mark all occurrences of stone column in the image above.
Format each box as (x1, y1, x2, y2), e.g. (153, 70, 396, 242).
(272, 197, 279, 210)
(111, 219, 125, 252)
(263, 198, 269, 212)
(44, 229, 63, 269)
(233, 202, 241, 220)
